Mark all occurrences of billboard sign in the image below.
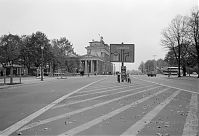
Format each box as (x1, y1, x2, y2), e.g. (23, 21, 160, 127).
(110, 44, 135, 63)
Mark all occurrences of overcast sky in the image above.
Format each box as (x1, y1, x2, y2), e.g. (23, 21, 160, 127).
(0, 0, 198, 70)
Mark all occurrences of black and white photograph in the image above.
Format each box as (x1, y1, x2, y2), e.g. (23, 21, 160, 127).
(0, 0, 198, 135)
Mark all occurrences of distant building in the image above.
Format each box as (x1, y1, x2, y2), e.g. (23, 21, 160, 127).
(80, 37, 113, 75)
(0, 63, 23, 76)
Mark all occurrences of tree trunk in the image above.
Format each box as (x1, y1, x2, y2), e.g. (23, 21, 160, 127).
(10, 66, 13, 84)
(197, 49, 199, 78)
(197, 57, 199, 78)
(182, 65, 186, 76)
(178, 43, 181, 77)
(27, 66, 31, 75)
(3, 67, 6, 84)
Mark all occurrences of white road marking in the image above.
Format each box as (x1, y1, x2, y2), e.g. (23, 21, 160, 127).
(89, 81, 122, 87)
(68, 84, 139, 98)
(78, 84, 141, 94)
(85, 84, 126, 90)
(182, 94, 198, 136)
(0, 78, 104, 136)
(52, 84, 154, 109)
(18, 86, 162, 132)
(133, 77, 199, 94)
(152, 76, 194, 87)
(58, 88, 171, 136)
(120, 90, 181, 136)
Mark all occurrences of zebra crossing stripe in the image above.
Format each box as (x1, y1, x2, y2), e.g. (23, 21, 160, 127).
(133, 77, 199, 95)
(18, 85, 160, 132)
(182, 94, 198, 136)
(57, 88, 170, 136)
(79, 84, 135, 93)
(120, 90, 181, 136)
(66, 84, 143, 99)
(74, 83, 150, 95)
(0, 78, 104, 136)
(52, 84, 155, 110)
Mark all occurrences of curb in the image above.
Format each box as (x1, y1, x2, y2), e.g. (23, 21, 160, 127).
(0, 77, 56, 89)
(0, 75, 104, 89)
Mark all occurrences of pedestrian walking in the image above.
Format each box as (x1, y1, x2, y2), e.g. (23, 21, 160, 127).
(127, 74, 131, 83)
(117, 74, 120, 83)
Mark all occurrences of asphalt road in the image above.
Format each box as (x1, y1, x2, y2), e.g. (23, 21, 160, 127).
(0, 75, 198, 136)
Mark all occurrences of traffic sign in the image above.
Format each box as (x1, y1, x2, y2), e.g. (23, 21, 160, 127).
(110, 44, 135, 63)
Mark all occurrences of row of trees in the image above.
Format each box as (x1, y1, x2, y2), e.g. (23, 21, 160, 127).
(161, 8, 199, 77)
(0, 31, 80, 76)
(138, 8, 199, 78)
(138, 59, 168, 74)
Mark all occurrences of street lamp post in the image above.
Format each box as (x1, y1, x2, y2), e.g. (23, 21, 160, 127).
(41, 45, 44, 81)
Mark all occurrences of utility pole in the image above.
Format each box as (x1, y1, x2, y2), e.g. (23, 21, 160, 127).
(41, 45, 44, 81)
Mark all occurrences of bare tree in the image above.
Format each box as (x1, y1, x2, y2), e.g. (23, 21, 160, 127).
(161, 15, 189, 77)
(188, 8, 199, 78)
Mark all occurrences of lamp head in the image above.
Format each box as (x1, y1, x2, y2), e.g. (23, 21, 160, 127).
(41, 45, 44, 49)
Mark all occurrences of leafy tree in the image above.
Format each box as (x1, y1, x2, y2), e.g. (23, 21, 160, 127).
(164, 49, 178, 66)
(19, 32, 52, 75)
(19, 35, 34, 74)
(0, 34, 21, 83)
(51, 37, 75, 75)
(145, 60, 155, 73)
(65, 57, 80, 73)
(138, 61, 145, 73)
(156, 58, 168, 74)
(0, 32, 79, 77)
(156, 59, 168, 69)
(164, 40, 197, 76)
(50, 41, 61, 73)
(29, 31, 51, 67)
(185, 44, 197, 67)
(0, 34, 21, 64)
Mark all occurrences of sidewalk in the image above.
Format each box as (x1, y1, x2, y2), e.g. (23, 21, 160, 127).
(0, 75, 104, 89)
(158, 74, 199, 81)
(168, 75, 199, 81)
(0, 76, 58, 89)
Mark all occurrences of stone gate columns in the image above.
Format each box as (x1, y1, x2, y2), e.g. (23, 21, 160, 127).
(85, 60, 88, 74)
(91, 60, 93, 73)
(95, 60, 98, 74)
(80, 59, 103, 74)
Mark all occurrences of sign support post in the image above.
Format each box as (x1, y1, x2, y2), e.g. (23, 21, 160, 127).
(110, 42, 135, 83)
